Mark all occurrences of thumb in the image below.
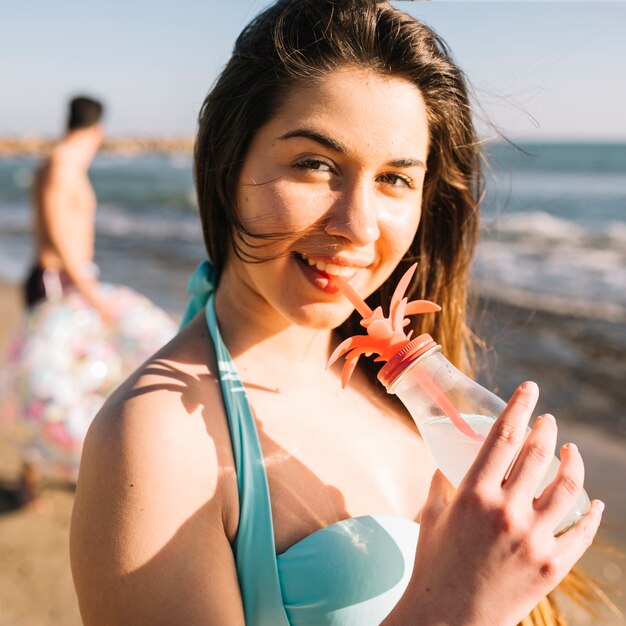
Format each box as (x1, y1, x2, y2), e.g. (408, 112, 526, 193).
(421, 470, 455, 525)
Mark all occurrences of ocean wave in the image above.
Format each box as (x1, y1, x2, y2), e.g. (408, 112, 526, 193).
(484, 211, 587, 240)
(605, 221, 626, 245)
(473, 209, 626, 320)
(0, 210, 30, 233)
(482, 210, 626, 248)
(474, 283, 626, 324)
(486, 170, 626, 198)
(0, 205, 202, 242)
(95, 209, 202, 241)
(474, 230, 626, 320)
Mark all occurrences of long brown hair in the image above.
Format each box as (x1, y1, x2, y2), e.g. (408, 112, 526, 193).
(194, 2, 598, 623)
(195, 0, 479, 374)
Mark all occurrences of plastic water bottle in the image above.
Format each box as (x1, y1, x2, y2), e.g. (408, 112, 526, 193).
(377, 334, 590, 536)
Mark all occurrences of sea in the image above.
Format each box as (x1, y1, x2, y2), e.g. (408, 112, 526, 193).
(0, 142, 624, 320)
(476, 142, 626, 323)
(0, 142, 625, 437)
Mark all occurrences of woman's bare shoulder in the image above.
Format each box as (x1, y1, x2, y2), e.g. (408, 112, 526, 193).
(89, 314, 229, 463)
(76, 313, 240, 539)
(71, 314, 244, 625)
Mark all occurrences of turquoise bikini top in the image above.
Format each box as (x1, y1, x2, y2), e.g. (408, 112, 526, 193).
(181, 261, 420, 625)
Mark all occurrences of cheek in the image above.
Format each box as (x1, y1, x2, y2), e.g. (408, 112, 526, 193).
(238, 181, 327, 235)
(380, 202, 422, 253)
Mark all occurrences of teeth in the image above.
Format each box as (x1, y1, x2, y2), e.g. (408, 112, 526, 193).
(325, 263, 343, 276)
(302, 255, 359, 278)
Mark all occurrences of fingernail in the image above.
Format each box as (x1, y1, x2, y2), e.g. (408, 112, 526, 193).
(536, 413, 555, 423)
(521, 381, 538, 394)
(563, 442, 578, 452)
(595, 500, 605, 513)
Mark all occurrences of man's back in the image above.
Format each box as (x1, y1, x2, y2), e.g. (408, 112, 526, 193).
(23, 94, 106, 312)
(33, 143, 97, 272)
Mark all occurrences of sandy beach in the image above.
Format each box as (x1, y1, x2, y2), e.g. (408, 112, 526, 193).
(0, 279, 624, 625)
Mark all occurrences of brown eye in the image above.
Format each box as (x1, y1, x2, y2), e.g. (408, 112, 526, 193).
(294, 159, 333, 173)
(378, 172, 414, 189)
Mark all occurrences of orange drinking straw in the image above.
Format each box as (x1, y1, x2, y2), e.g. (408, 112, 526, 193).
(411, 368, 485, 442)
(331, 275, 373, 319)
(328, 266, 484, 442)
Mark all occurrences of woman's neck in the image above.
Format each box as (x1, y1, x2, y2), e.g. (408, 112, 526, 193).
(214, 269, 335, 372)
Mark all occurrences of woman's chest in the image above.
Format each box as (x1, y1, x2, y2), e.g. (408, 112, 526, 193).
(244, 387, 434, 553)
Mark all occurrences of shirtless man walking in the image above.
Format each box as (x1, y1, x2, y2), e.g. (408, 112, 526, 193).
(24, 95, 113, 319)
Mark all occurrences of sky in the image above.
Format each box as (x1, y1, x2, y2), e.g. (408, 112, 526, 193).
(1, 1, 625, 141)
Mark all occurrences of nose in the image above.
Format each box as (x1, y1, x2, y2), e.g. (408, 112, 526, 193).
(324, 177, 380, 246)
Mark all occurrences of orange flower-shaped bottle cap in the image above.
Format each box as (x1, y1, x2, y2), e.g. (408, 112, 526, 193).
(327, 263, 440, 387)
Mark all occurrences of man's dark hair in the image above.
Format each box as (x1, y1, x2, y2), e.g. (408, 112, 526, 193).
(67, 96, 104, 131)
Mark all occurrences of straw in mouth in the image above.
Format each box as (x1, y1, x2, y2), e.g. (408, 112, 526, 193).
(330, 274, 373, 319)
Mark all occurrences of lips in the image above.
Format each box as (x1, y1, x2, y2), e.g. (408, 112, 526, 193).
(295, 253, 371, 279)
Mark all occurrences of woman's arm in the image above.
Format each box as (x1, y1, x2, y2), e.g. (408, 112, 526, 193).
(383, 381, 604, 626)
(70, 367, 245, 626)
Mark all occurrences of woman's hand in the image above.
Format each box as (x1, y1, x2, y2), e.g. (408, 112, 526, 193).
(387, 381, 604, 626)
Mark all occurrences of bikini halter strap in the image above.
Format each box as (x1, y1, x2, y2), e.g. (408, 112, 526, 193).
(180, 259, 218, 329)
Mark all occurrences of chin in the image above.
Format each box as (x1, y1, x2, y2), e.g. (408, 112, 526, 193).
(283, 301, 355, 330)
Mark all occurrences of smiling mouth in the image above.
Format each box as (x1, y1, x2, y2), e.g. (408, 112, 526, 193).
(294, 253, 364, 279)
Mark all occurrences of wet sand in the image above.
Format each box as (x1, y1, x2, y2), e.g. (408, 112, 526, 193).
(0, 280, 624, 625)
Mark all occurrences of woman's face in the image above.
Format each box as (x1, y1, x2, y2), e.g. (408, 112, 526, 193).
(227, 67, 430, 329)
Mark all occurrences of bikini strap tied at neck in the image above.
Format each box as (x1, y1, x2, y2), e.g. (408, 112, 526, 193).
(180, 259, 218, 329)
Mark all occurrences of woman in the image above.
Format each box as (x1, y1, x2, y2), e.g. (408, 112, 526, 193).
(70, 1, 603, 624)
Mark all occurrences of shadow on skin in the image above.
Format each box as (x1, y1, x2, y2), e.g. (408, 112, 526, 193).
(127, 359, 281, 405)
(119, 353, 353, 551)
(97, 375, 409, 618)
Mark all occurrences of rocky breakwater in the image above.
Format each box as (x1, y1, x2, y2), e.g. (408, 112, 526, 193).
(0, 136, 194, 156)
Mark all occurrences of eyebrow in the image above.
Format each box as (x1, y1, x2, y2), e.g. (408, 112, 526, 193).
(279, 128, 426, 169)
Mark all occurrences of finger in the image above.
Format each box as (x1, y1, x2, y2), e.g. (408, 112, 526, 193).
(420, 470, 455, 525)
(553, 499, 604, 570)
(503, 413, 557, 497)
(464, 382, 538, 488)
(534, 443, 585, 530)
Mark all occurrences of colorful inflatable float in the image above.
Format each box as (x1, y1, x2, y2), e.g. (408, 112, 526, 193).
(0, 284, 177, 483)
